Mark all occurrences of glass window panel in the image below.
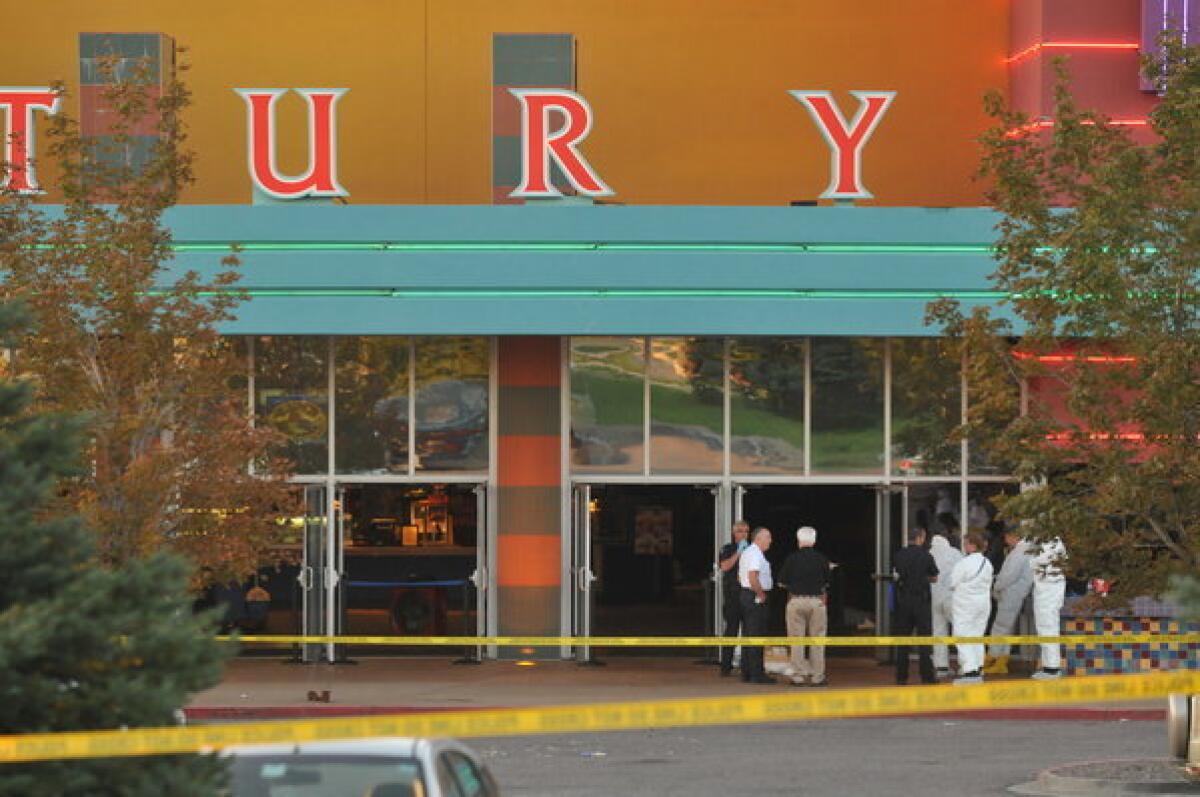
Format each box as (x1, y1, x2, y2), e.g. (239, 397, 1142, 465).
(254, 336, 328, 474)
(570, 337, 645, 473)
(968, 482, 1020, 567)
(649, 337, 724, 474)
(905, 482, 963, 546)
(729, 337, 805, 474)
(415, 337, 489, 471)
(891, 338, 962, 476)
(966, 343, 1021, 476)
(334, 337, 410, 474)
(810, 337, 885, 474)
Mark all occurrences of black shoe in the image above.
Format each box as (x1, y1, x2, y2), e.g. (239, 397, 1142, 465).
(748, 675, 777, 685)
(720, 667, 732, 677)
(896, 680, 908, 686)
(808, 677, 828, 687)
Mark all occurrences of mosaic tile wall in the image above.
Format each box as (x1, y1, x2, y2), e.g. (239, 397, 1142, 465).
(1064, 617, 1200, 675)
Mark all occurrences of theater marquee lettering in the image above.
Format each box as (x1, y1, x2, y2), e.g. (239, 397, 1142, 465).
(0, 86, 895, 200)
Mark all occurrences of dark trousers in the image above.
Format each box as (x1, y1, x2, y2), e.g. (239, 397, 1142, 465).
(720, 589, 743, 670)
(739, 590, 768, 680)
(894, 595, 935, 684)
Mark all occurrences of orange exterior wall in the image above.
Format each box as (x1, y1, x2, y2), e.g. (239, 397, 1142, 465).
(11, 0, 1010, 206)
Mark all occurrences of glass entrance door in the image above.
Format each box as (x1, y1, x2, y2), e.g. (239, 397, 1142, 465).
(571, 483, 717, 659)
(333, 482, 486, 657)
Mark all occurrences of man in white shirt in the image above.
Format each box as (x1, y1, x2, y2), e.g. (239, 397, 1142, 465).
(737, 527, 775, 684)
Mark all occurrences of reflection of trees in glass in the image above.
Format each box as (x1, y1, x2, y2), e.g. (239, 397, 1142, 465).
(891, 338, 962, 475)
(730, 338, 804, 422)
(676, 337, 725, 408)
(652, 338, 723, 472)
(335, 338, 409, 473)
(811, 338, 885, 473)
(728, 338, 806, 472)
(570, 338, 645, 470)
(254, 336, 329, 474)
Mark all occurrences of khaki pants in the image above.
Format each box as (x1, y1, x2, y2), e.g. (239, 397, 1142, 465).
(786, 596, 827, 681)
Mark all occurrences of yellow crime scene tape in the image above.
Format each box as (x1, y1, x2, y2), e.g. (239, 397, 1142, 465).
(221, 633, 1200, 647)
(1, 670, 1197, 764)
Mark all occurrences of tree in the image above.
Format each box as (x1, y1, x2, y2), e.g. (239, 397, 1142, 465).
(928, 39, 1200, 603)
(0, 49, 294, 581)
(0, 302, 228, 796)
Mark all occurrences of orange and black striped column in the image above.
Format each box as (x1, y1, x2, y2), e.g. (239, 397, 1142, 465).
(495, 337, 562, 646)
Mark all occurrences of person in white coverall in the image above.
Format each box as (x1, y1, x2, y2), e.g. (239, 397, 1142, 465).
(1030, 537, 1069, 680)
(983, 529, 1034, 674)
(949, 532, 994, 684)
(929, 533, 963, 677)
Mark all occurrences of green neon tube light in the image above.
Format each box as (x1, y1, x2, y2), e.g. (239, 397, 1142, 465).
(173, 287, 1007, 300)
(164, 241, 994, 254)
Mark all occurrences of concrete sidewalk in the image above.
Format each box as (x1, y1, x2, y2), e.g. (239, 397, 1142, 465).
(185, 655, 1168, 721)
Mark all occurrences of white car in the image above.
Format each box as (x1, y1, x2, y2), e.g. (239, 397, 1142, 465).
(225, 737, 500, 796)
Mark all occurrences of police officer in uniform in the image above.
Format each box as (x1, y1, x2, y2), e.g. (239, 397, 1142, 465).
(891, 526, 939, 685)
(717, 520, 750, 676)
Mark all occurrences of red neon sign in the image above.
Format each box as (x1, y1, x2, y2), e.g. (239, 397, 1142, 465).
(1006, 41, 1140, 65)
(0, 88, 60, 194)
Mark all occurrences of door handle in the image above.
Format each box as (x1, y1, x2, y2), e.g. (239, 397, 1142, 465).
(297, 567, 313, 590)
(470, 567, 487, 592)
(325, 566, 341, 589)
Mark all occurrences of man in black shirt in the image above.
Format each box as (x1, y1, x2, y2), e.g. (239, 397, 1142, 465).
(891, 526, 940, 685)
(778, 526, 832, 686)
(716, 520, 750, 676)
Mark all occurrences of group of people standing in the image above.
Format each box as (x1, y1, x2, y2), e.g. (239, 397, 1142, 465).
(718, 521, 833, 686)
(893, 525, 1069, 683)
(717, 519, 1069, 687)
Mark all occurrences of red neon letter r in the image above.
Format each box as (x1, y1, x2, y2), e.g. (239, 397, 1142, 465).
(509, 89, 613, 199)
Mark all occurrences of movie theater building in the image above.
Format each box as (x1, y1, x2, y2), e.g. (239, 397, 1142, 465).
(8, 1, 1180, 659)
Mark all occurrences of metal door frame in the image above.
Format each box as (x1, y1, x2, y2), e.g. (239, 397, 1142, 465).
(299, 484, 329, 664)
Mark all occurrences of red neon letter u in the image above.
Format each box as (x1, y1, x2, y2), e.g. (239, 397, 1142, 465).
(236, 88, 348, 199)
(509, 89, 613, 199)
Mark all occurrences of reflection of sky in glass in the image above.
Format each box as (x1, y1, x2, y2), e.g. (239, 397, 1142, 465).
(571, 337, 645, 472)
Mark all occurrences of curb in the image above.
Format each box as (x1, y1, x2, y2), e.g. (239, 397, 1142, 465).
(185, 706, 495, 720)
(184, 705, 1164, 722)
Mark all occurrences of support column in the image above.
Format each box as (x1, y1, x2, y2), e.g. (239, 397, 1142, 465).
(495, 337, 562, 649)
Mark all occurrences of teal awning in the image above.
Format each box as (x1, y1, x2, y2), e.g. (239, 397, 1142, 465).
(92, 205, 1012, 335)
